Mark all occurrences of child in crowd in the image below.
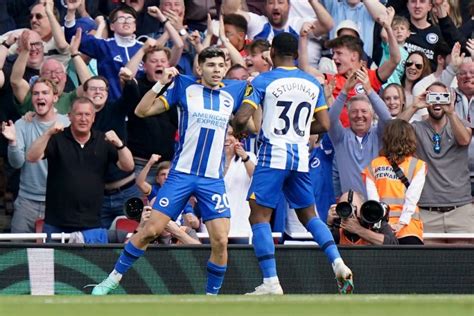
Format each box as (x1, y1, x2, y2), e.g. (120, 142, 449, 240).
(380, 14, 411, 86)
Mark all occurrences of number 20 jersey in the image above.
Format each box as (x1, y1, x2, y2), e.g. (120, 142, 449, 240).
(243, 67, 328, 172)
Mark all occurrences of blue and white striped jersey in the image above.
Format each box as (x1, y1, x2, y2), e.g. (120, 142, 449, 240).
(159, 75, 247, 179)
(243, 67, 328, 172)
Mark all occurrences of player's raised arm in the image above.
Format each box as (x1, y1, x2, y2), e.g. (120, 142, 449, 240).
(135, 67, 179, 117)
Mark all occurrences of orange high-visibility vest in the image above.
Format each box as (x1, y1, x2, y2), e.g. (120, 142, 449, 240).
(339, 229, 370, 246)
(362, 156, 426, 241)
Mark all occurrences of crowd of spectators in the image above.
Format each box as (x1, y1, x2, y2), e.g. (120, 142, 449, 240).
(0, 0, 472, 244)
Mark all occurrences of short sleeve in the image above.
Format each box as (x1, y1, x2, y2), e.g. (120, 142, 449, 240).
(160, 75, 183, 110)
(242, 76, 266, 110)
(314, 82, 328, 113)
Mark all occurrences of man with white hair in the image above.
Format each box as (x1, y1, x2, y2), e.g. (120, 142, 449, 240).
(328, 68, 392, 198)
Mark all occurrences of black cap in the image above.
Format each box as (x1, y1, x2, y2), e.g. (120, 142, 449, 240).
(272, 32, 298, 57)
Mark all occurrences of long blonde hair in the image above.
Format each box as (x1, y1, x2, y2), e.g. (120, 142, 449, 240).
(431, 0, 463, 28)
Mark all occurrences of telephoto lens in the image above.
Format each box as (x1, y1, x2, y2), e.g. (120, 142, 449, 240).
(124, 197, 144, 222)
(335, 201, 355, 219)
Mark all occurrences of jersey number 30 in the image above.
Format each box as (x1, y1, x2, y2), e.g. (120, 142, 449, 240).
(274, 101, 311, 136)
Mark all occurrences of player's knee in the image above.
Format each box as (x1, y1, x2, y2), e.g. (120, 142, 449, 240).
(211, 235, 228, 251)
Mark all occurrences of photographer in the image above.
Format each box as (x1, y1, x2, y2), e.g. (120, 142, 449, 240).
(328, 191, 398, 245)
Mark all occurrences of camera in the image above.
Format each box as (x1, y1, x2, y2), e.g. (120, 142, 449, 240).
(124, 197, 144, 222)
(335, 190, 356, 219)
(426, 92, 450, 105)
(360, 200, 389, 228)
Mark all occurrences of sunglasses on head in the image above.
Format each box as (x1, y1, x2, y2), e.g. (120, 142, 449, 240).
(405, 61, 423, 70)
(433, 133, 441, 154)
(30, 13, 44, 20)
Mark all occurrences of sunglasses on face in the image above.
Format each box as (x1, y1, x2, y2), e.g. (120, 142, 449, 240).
(433, 133, 441, 154)
(405, 61, 423, 70)
(30, 13, 44, 20)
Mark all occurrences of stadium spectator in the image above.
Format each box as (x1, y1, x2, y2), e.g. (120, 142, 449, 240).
(382, 83, 406, 118)
(412, 41, 459, 97)
(123, 0, 161, 38)
(363, 119, 426, 244)
(223, 13, 250, 58)
(223, 125, 256, 237)
(1, 78, 70, 233)
(232, 32, 353, 295)
(222, 0, 334, 66)
(64, 2, 143, 101)
(225, 64, 249, 81)
(400, 51, 432, 121)
(82, 71, 142, 229)
(327, 190, 399, 245)
(379, 13, 411, 86)
(246, 39, 271, 76)
(11, 28, 91, 115)
(318, 0, 390, 60)
(300, 15, 399, 127)
(399, 81, 473, 239)
(26, 97, 134, 241)
(452, 59, 474, 196)
(404, 0, 443, 70)
(328, 68, 392, 198)
(431, 0, 472, 55)
(309, 134, 336, 225)
(125, 44, 178, 181)
(92, 47, 248, 296)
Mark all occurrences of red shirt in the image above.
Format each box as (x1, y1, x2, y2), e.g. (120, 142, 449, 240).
(326, 69, 383, 127)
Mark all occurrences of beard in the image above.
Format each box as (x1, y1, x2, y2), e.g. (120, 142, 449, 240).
(428, 108, 445, 121)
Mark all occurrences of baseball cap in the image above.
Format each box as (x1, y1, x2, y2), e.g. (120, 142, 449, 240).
(336, 20, 360, 38)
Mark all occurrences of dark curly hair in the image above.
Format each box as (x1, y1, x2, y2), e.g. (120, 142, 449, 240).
(380, 119, 417, 165)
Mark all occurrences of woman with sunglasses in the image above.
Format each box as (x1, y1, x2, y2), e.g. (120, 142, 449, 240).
(381, 83, 406, 118)
(400, 51, 432, 121)
(363, 119, 426, 245)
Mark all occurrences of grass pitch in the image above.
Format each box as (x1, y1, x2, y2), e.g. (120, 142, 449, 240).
(0, 295, 472, 316)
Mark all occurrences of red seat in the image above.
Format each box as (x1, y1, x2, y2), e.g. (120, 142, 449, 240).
(115, 218, 139, 233)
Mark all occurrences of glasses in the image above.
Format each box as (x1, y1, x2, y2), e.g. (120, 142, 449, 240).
(42, 70, 64, 77)
(405, 61, 423, 70)
(113, 16, 136, 24)
(30, 13, 44, 20)
(88, 86, 108, 92)
(433, 133, 441, 154)
(30, 41, 44, 49)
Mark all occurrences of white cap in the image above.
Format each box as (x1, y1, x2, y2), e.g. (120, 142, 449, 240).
(335, 20, 360, 38)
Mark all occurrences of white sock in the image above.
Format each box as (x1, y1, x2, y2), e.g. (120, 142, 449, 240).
(263, 276, 279, 285)
(108, 269, 123, 283)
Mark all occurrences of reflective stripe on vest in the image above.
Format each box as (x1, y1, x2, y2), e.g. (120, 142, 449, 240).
(388, 210, 421, 220)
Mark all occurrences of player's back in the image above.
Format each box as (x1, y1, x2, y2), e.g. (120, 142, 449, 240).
(245, 67, 327, 172)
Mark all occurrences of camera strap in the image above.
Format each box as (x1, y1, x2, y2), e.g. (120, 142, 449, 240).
(390, 162, 410, 189)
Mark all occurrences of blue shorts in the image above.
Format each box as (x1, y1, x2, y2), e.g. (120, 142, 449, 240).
(153, 169, 230, 222)
(248, 166, 315, 209)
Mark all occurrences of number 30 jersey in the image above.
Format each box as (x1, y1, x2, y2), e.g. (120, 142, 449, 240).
(243, 67, 328, 172)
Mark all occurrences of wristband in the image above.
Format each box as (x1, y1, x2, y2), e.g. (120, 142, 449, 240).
(1, 42, 11, 49)
(116, 144, 126, 150)
(162, 18, 169, 25)
(152, 81, 165, 94)
(71, 53, 81, 58)
(242, 155, 250, 163)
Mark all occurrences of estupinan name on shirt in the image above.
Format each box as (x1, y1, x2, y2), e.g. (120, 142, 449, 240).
(271, 82, 318, 101)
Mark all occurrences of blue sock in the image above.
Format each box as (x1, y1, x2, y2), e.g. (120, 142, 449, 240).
(306, 216, 341, 264)
(206, 261, 227, 295)
(251, 222, 277, 278)
(114, 242, 145, 275)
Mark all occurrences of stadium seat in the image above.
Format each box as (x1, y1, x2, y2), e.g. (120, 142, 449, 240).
(110, 216, 139, 233)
